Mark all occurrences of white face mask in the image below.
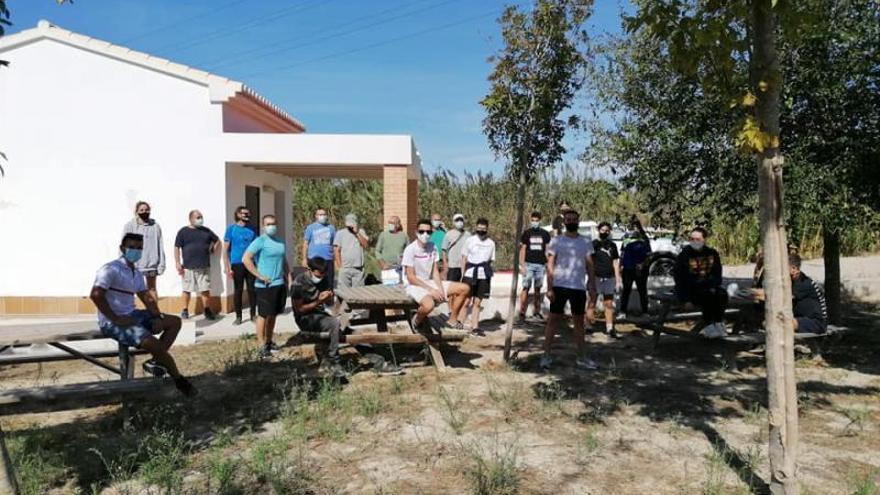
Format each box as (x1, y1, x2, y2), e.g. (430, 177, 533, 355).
(530, 221, 540, 229)
(310, 274, 323, 284)
(431, 220, 441, 228)
(690, 241, 705, 251)
(265, 225, 278, 236)
(387, 224, 396, 232)
(193, 218, 204, 227)
(417, 232, 430, 244)
(317, 215, 328, 225)
(454, 220, 464, 230)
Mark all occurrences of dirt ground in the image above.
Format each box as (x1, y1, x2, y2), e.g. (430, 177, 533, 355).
(1, 304, 879, 494)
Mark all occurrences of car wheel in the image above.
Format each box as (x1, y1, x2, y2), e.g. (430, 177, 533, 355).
(648, 257, 675, 289)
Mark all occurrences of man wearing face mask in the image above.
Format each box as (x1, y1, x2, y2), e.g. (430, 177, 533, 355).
(376, 215, 409, 278)
(291, 257, 347, 376)
(174, 210, 220, 320)
(442, 213, 470, 283)
(91, 233, 197, 397)
(333, 213, 370, 289)
(541, 209, 600, 371)
(429, 213, 446, 263)
(223, 206, 258, 325)
(302, 208, 336, 288)
(244, 215, 291, 359)
(460, 218, 496, 336)
(674, 227, 728, 338)
(519, 211, 551, 322)
(122, 201, 166, 300)
(588, 222, 622, 337)
(403, 219, 471, 331)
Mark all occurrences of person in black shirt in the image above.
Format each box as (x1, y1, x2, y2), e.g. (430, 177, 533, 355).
(789, 254, 828, 333)
(291, 258, 345, 376)
(519, 211, 552, 322)
(551, 201, 572, 237)
(588, 222, 622, 335)
(674, 227, 728, 338)
(174, 210, 220, 320)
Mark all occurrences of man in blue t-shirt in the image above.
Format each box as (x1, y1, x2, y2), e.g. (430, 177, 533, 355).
(244, 214, 291, 359)
(223, 206, 258, 325)
(302, 207, 336, 287)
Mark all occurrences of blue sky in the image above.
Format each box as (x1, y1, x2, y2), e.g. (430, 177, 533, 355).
(7, 0, 631, 175)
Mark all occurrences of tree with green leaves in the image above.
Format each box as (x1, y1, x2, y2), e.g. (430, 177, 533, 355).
(481, 0, 591, 361)
(620, 1, 805, 492)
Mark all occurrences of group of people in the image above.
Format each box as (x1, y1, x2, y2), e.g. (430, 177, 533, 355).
(89, 200, 831, 397)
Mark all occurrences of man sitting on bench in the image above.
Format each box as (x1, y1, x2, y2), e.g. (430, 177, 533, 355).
(674, 227, 728, 339)
(753, 254, 828, 334)
(291, 257, 345, 376)
(90, 233, 197, 397)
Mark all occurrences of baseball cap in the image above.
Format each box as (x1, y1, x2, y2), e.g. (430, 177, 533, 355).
(344, 213, 358, 226)
(453, 213, 465, 221)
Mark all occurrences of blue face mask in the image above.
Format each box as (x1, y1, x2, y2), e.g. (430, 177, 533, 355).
(123, 248, 142, 263)
(265, 225, 278, 236)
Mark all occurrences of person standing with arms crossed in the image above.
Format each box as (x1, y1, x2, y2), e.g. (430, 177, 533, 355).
(223, 206, 258, 325)
(587, 222, 622, 337)
(376, 215, 409, 282)
(122, 201, 165, 300)
(174, 210, 220, 320)
(243, 215, 291, 359)
(302, 208, 336, 287)
(541, 209, 599, 371)
(333, 213, 369, 289)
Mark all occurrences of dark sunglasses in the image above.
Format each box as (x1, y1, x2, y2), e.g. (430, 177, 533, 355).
(417, 229, 433, 235)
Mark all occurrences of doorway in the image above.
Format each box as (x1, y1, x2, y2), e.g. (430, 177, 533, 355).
(245, 185, 260, 229)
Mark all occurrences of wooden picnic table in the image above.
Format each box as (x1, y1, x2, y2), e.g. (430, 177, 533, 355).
(331, 284, 464, 371)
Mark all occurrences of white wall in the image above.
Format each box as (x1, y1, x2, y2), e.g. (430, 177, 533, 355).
(0, 39, 227, 298)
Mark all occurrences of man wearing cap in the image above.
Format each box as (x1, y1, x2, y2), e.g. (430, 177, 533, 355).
(333, 213, 369, 289)
(442, 214, 471, 283)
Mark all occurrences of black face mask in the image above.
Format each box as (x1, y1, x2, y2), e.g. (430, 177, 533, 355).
(138, 212, 150, 221)
(564, 222, 579, 233)
(476, 230, 488, 237)
(599, 232, 610, 240)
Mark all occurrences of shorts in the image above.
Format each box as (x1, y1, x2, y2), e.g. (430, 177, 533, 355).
(521, 262, 546, 290)
(463, 277, 491, 299)
(141, 269, 159, 278)
(446, 267, 463, 282)
(337, 267, 365, 289)
(256, 285, 287, 317)
(796, 317, 826, 334)
(549, 287, 587, 315)
(99, 309, 156, 348)
(591, 277, 616, 296)
(406, 280, 453, 303)
(183, 267, 210, 293)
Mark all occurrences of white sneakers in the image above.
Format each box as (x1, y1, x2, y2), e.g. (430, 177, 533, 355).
(700, 322, 728, 339)
(539, 354, 600, 371)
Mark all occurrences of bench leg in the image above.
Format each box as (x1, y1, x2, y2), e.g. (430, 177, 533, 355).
(118, 345, 135, 380)
(653, 302, 671, 349)
(373, 309, 389, 333)
(426, 341, 447, 373)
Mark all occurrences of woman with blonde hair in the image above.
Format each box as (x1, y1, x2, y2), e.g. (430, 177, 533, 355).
(122, 201, 166, 297)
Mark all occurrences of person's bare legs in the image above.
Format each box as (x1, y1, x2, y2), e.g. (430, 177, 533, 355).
(470, 297, 483, 330)
(519, 288, 529, 317)
(154, 315, 181, 351)
(603, 297, 615, 331)
(181, 291, 191, 313)
(586, 292, 598, 327)
(533, 287, 543, 316)
(446, 282, 470, 325)
(146, 275, 158, 301)
(415, 297, 435, 326)
(543, 313, 561, 355)
(264, 315, 277, 344)
(199, 291, 211, 315)
(571, 313, 586, 358)
(255, 316, 267, 347)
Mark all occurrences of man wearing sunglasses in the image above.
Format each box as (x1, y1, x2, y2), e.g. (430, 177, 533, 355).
(402, 219, 471, 331)
(174, 209, 220, 320)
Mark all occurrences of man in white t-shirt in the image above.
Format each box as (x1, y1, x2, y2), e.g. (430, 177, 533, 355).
(542, 209, 600, 372)
(402, 218, 471, 331)
(460, 217, 496, 336)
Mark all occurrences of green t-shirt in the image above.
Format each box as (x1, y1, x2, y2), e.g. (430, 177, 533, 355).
(376, 230, 409, 265)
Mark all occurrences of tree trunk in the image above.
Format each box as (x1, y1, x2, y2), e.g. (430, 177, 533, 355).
(0, 423, 19, 495)
(822, 226, 841, 324)
(752, 1, 799, 494)
(503, 178, 527, 361)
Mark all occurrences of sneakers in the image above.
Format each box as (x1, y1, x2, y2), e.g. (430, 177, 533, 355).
(700, 322, 727, 339)
(174, 377, 198, 398)
(319, 360, 349, 380)
(411, 314, 430, 332)
(518, 313, 527, 324)
(539, 355, 554, 371)
(142, 359, 168, 378)
(374, 361, 405, 376)
(608, 328, 621, 339)
(256, 345, 272, 360)
(233, 316, 243, 326)
(470, 328, 487, 338)
(533, 312, 545, 322)
(268, 341, 281, 353)
(203, 308, 217, 321)
(180, 309, 190, 320)
(575, 356, 600, 370)
(618, 312, 628, 321)
(445, 321, 465, 331)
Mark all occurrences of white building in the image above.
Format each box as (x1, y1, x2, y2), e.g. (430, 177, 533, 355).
(0, 21, 421, 315)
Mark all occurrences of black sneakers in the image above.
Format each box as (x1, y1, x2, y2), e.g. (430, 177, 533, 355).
(142, 359, 168, 378)
(174, 377, 198, 397)
(203, 308, 217, 320)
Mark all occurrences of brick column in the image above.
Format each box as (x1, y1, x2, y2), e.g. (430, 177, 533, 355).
(383, 165, 419, 235)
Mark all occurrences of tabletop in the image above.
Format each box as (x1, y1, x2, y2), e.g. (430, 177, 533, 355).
(0, 320, 100, 346)
(335, 285, 416, 306)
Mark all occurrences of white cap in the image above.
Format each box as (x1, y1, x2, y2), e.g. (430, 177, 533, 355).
(453, 213, 465, 221)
